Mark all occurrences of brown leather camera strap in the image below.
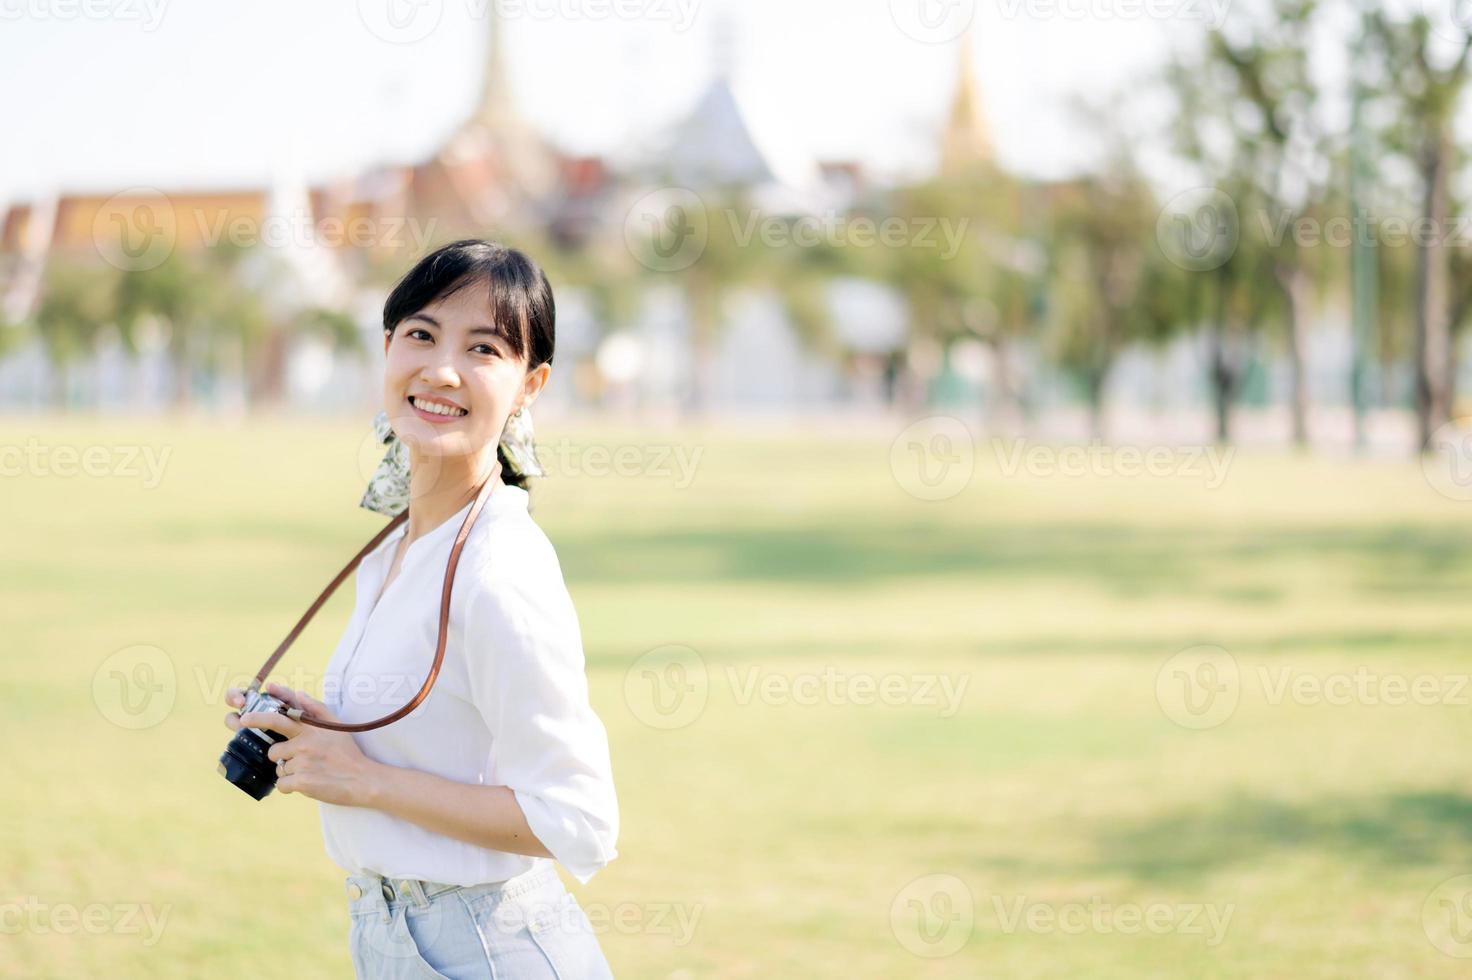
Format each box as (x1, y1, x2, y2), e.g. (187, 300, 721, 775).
(247, 459, 502, 733)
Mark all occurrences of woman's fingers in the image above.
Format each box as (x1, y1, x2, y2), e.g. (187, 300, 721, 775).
(223, 711, 242, 732)
(292, 688, 342, 722)
(265, 682, 299, 706)
(225, 687, 245, 708)
(239, 711, 302, 739)
(263, 682, 343, 723)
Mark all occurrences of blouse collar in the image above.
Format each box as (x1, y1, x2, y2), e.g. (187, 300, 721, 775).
(370, 483, 528, 569)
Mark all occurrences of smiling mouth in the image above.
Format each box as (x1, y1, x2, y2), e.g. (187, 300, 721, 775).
(408, 396, 469, 418)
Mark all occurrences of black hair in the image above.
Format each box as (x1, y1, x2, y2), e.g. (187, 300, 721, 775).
(382, 240, 555, 490)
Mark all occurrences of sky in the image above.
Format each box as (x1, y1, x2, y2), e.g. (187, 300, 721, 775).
(0, 0, 1229, 203)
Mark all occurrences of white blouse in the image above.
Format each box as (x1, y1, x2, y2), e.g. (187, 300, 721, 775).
(317, 483, 619, 887)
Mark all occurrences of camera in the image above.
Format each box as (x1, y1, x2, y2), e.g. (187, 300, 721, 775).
(218, 688, 292, 800)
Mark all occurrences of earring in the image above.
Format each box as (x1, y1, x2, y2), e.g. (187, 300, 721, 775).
(499, 403, 544, 478)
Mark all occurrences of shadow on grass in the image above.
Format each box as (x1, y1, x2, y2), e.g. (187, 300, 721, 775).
(973, 791, 1472, 883)
(555, 521, 1472, 595)
(988, 629, 1469, 658)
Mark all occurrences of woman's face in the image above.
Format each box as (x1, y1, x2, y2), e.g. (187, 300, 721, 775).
(382, 279, 547, 460)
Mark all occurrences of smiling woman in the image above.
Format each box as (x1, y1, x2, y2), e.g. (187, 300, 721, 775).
(223, 240, 619, 980)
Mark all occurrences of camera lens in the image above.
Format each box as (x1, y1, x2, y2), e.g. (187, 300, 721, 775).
(218, 692, 290, 801)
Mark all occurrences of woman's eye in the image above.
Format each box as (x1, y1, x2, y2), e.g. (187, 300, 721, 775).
(409, 328, 432, 342)
(473, 344, 498, 356)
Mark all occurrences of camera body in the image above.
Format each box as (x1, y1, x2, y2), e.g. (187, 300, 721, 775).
(218, 688, 291, 800)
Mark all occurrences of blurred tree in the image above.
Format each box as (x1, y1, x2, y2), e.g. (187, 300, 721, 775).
(537, 230, 647, 406)
(0, 312, 30, 362)
(623, 187, 770, 415)
(1046, 166, 1166, 439)
(1363, 7, 1472, 448)
(1196, 0, 1331, 449)
(32, 260, 119, 409)
(114, 253, 211, 408)
(1164, 59, 1286, 445)
(879, 164, 1043, 425)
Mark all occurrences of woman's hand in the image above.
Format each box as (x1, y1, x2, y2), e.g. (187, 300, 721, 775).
(223, 683, 382, 807)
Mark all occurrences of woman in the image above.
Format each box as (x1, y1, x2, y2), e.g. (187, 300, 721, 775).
(223, 240, 619, 979)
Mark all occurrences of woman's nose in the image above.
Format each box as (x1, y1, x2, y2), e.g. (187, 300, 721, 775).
(418, 355, 460, 386)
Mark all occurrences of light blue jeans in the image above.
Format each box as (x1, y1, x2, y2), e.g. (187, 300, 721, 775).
(345, 866, 615, 978)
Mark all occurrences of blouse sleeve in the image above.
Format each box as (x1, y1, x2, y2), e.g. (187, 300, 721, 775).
(462, 540, 620, 885)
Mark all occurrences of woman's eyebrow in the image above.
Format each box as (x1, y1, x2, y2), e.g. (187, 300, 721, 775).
(405, 314, 507, 341)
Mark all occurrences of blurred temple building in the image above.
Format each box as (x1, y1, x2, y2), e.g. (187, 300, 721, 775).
(0, 21, 1038, 422)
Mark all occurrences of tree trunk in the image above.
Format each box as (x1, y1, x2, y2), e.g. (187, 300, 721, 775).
(1207, 266, 1240, 445)
(684, 269, 718, 417)
(1273, 260, 1311, 450)
(171, 339, 191, 410)
(1209, 327, 1234, 446)
(1086, 364, 1108, 442)
(985, 334, 1023, 436)
(49, 359, 69, 410)
(248, 327, 289, 409)
(1449, 332, 1462, 420)
(1416, 132, 1454, 450)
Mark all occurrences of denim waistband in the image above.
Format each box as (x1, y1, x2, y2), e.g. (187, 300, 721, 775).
(345, 864, 559, 913)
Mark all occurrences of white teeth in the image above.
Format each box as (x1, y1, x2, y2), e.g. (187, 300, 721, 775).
(412, 397, 466, 417)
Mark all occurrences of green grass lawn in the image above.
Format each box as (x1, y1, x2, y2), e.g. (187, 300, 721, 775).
(3, 415, 1472, 978)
